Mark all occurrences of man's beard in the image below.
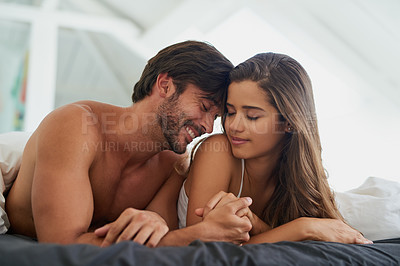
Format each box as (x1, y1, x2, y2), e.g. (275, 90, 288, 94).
(157, 94, 193, 154)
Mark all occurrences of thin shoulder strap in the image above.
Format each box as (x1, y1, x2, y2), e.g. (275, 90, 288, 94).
(237, 159, 244, 197)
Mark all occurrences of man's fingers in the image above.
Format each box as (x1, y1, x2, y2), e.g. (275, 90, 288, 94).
(101, 212, 133, 247)
(236, 207, 250, 217)
(132, 225, 154, 245)
(116, 221, 143, 244)
(145, 226, 169, 248)
(226, 197, 252, 214)
(94, 224, 110, 237)
(215, 193, 241, 208)
(101, 223, 122, 247)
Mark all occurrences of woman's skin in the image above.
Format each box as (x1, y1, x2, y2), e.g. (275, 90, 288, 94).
(183, 80, 373, 245)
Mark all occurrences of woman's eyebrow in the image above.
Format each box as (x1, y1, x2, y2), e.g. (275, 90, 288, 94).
(227, 102, 265, 112)
(242, 106, 265, 111)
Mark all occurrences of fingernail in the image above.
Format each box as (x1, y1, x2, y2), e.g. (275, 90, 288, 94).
(245, 197, 252, 204)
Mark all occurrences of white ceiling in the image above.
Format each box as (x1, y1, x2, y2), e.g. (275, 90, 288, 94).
(1, 0, 399, 108)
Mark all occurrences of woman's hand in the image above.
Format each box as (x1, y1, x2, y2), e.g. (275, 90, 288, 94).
(236, 207, 271, 236)
(194, 191, 253, 244)
(297, 217, 373, 244)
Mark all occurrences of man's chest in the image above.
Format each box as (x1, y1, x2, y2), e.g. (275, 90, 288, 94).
(89, 157, 172, 222)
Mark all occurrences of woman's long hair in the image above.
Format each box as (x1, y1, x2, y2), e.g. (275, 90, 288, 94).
(225, 53, 343, 228)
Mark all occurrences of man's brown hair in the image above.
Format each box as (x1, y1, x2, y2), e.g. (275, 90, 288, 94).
(132, 41, 233, 106)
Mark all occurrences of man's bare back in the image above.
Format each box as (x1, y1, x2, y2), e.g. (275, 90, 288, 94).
(6, 101, 182, 242)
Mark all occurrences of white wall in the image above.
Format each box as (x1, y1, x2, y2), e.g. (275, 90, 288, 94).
(177, 8, 400, 191)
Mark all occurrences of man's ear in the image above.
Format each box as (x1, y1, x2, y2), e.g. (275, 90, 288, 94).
(156, 73, 174, 98)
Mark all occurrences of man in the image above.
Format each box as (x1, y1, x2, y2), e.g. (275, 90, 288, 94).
(5, 41, 252, 247)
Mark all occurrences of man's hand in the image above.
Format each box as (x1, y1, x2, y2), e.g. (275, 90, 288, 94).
(94, 208, 169, 248)
(298, 217, 373, 244)
(194, 191, 253, 244)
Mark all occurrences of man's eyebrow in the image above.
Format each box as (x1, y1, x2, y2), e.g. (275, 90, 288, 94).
(201, 96, 220, 108)
(226, 102, 265, 111)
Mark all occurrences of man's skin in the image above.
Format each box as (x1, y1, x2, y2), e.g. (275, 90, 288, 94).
(5, 73, 252, 247)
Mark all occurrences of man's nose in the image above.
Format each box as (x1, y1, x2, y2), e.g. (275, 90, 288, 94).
(201, 112, 214, 134)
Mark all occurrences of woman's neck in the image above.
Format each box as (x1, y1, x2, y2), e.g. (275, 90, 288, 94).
(242, 154, 280, 217)
(244, 153, 280, 186)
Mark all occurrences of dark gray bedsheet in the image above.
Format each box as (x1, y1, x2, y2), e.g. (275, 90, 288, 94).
(0, 234, 399, 266)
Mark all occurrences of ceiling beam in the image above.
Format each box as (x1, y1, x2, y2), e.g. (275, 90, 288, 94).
(140, 0, 245, 54)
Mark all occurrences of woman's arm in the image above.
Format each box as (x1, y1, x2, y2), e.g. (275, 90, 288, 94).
(200, 192, 372, 245)
(185, 134, 237, 226)
(244, 217, 373, 244)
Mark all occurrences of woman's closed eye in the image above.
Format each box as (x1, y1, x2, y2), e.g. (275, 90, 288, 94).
(247, 115, 259, 121)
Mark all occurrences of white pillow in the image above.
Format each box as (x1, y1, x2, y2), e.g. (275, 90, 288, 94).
(335, 176, 400, 241)
(0, 131, 31, 234)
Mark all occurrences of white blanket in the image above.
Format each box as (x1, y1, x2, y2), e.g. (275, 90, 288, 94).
(335, 176, 400, 241)
(0, 131, 31, 234)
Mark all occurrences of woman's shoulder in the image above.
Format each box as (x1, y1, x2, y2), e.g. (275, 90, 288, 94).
(195, 133, 232, 154)
(190, 134, 236, 166)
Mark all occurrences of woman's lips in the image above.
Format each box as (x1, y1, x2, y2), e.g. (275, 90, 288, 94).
(230, 136, 249, 145)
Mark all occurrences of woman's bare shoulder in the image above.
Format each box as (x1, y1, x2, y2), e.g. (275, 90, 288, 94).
(191, 134, 236, 166)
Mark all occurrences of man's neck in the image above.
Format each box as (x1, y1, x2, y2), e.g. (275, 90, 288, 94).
(103, 99, 167, 163)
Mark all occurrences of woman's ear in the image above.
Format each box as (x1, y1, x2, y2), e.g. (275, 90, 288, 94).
(285, 122, 294, 133)
(156, 73, 174, 98)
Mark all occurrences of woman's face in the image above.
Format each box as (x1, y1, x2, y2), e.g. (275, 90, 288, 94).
(225, 80, 287, 160)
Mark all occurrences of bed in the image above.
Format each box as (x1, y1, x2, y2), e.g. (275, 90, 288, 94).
(0, 234, 399, 266)
(1, 132, 400, 265)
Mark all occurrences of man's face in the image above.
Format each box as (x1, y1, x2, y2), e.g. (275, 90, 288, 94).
(157, 84, 220, 154)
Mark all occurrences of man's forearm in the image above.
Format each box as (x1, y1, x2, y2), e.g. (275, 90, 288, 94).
(75, 232, 104, 246)
(158, 222, 211, 247)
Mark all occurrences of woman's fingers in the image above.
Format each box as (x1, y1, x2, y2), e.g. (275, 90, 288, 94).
(202, 191, 228, 217)
(194, 207, 204, 217)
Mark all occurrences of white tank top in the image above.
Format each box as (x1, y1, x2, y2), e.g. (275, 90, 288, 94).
(177, 159, 245, 228)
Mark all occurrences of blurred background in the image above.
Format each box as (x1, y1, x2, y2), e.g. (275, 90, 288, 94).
(0, 0, 399, 191)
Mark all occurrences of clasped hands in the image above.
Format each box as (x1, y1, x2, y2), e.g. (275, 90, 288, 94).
(94, 191, 254, 247)
(94, 191, 372, 247)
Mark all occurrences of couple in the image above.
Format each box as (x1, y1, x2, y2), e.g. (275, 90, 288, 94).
(5, 41, 371, 247)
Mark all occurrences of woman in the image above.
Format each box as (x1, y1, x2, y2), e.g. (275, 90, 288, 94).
(177, 52, 372, 244)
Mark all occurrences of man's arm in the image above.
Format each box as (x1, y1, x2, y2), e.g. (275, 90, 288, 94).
(94, 155, 185, 248)
(31, 105, 99, 244)
(146, 161, 186, 230)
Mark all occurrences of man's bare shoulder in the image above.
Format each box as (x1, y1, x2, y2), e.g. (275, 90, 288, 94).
(37, 101, 107, 134)
(33, 102, 107, 155)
